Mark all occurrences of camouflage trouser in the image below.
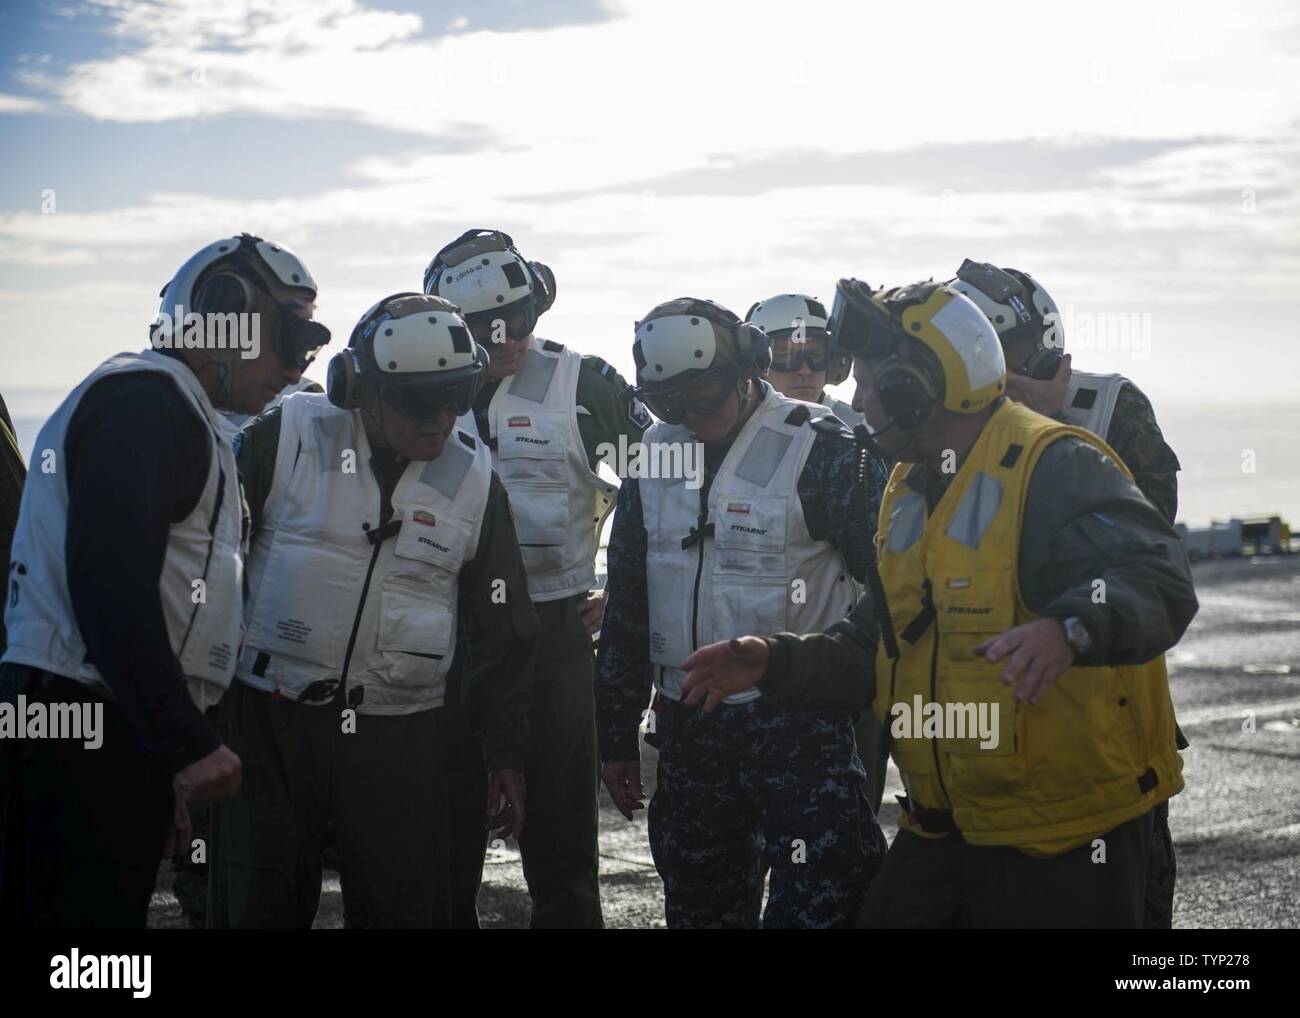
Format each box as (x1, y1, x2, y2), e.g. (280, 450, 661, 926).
(645, 699, 885, 929)
(1143, 799, 1176, 929)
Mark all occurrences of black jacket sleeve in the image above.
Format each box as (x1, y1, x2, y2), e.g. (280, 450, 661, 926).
(1019, 435, 1198, 665)
(64, 370, 220, 773)
(455, 472, 539, 771)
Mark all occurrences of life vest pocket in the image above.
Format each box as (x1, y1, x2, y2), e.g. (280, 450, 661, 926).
(377, 586, 454, 661)
(1023, 666, 1145, 803)
(710, 581, 787, 646)
(495, 410, 569, 468)
(508, 483, 569, 573)
(935, 573, 1014, 662)
(712, 494, 787, 578)
(935, 665, 1026, 799)
(392, 504, 473, 577)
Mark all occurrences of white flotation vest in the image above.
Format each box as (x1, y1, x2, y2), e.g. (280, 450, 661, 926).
(482, 336, 616, 602)
(641, 387, 859, 704)
(237, 392, 492, 714)
(1061, 370, 1133, 441)
(3, 350, 244, 708)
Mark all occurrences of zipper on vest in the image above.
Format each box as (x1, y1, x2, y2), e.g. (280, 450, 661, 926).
(338, 466, 393, 700)
(923, 578, 952, 809)
(338, 537, 382, 700)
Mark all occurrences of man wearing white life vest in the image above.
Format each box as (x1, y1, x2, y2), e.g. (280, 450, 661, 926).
(681, 279, 1197, 928)
(746, 293, 889, 814)
(596, 297, 887, 928)
(747, 293, 863, 428)
(423, 230, 647, 928)
(0, 234, 326, 928)
(208, 293, 537, 929)
(948, 260, 1186, 928)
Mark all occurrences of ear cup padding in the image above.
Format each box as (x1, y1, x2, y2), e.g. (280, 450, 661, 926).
(193, 271, 254, 316)
(875, 341, 944, 430)
(326, 349, 364, 410)
(735, 321, 772, 377)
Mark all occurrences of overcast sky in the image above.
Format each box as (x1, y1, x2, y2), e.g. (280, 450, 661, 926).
(1, 0, 1298, 416)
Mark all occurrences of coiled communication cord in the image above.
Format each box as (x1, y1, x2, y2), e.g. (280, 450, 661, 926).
(854, 423, 899, 660)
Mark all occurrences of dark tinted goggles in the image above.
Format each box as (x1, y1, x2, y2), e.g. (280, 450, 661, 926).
(274, 311, 330, 371)
(466, 303, 537, 344)
(769, 337, 830, 373)
(636, 368, 736, 425)
(828, 279, 905, 360)
(381, 377, 474, 422)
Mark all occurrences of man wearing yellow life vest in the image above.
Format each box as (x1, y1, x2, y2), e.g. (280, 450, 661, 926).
(680, 278, 1198, 927)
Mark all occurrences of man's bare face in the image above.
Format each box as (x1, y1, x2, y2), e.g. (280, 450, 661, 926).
(851, 357, 911, 458)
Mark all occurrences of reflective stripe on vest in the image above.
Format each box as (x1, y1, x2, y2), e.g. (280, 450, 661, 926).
(238, 393, 491, 713)
(873, 400, 1183, 855)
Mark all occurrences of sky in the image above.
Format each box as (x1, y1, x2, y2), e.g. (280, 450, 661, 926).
(1, 0, 1298, 522)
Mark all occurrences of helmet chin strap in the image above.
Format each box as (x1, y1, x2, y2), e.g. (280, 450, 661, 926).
(193, 354, 235, 411)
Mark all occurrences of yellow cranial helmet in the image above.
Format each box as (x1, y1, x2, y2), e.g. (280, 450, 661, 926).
(830, 278, 1006, 428)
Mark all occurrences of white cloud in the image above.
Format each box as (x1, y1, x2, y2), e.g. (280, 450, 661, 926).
(2, 0, 1299, 408)
(0, 91, 47, 113)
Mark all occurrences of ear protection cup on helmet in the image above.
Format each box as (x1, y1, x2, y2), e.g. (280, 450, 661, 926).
(874, 337, 945, 431)
(529, 260, 556, 315)
(1022, 347, 1063, 381)
(876, 359, 940, 430)
(734, 321, 772, 377)
(192, 270, 256, 316)
(326, 348, 365, 410)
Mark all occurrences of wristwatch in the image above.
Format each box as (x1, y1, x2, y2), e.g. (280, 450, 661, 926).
(1061, 616, 1093, 659)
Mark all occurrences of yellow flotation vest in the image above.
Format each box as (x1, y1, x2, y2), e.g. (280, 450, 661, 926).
(873, 400, 1183, 856)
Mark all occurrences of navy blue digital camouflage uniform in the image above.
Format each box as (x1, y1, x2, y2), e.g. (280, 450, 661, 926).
(596, 384, 890, 928)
